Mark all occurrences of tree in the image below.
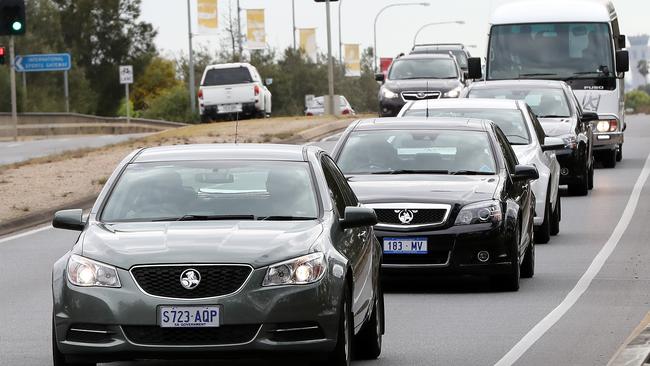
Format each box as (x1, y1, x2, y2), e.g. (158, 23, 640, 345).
(132, 57, 180, 111)
(638, 60, 649, 86)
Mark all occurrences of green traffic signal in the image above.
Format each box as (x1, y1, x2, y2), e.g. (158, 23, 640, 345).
(11, 21, 22, 32)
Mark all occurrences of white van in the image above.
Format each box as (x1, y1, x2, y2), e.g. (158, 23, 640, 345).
(198, 63, 272, 122)
(469, 0, 629, 167)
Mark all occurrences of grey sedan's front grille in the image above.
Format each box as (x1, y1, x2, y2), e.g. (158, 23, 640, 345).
(401, 91, 441, 101)
(123, 325, 260, 346)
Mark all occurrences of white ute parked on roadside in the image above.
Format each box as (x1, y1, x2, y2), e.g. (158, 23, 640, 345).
(198, 62, 272, 122)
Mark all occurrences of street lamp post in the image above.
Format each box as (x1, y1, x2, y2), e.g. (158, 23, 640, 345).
(413, 20, 465, 46)
(373, 2, 430, 72)
(186, 0, 196, 115)
(338, 0, 343, 66)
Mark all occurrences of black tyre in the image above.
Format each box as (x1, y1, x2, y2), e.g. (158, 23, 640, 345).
(53, 317, 96, 366)
(568, 164, 589, 196)
(521, 229, 535, 279)
(550, 193, 561, 236)
(354, 285, 383, 360)
(602, 149, 617, 168)
(616, 144, 623, 162)
(492, 226, 520, 291)
(200, 114, 212, 123)
(588, 159, 594, 190)
(535, 199, 551, 244)
(326, 284, 353, 366)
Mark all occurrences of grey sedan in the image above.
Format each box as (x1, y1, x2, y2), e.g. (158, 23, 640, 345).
(51, 144, 382, 366)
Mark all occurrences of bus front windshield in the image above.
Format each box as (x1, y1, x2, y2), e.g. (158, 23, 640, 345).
(488, 22, 614, 80)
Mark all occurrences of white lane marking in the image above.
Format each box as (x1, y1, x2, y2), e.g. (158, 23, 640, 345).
(495, 151, 650, 366)
(0, 225, 53, 244)
(6, 143, 21, 148)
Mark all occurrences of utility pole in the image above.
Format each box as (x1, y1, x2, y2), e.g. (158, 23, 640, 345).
(292, 0, 297, 50)
(325, 0, 335, 115)
(9, 36, 17, 141)
(338, 0, 343, 66)
(186, 0, 196, 115)
(237, 0, 243, 57)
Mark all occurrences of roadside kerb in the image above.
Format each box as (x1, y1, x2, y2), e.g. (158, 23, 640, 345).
(0, 119, 351, 238)
(608, 312, 650, 366)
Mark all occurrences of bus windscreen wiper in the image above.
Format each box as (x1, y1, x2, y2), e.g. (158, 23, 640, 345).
(518, 73, 559, 78)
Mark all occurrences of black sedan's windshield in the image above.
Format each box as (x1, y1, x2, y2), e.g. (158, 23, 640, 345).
(402, 108, 531, 145)
(101, 161, 318, 222)
(337, 130, 496, 175)
(389, 59, 458, 80)
(468, 88, 571, 118)
(488, 22, 614, 80)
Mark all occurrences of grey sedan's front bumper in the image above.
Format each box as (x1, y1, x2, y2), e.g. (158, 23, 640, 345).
(52, 258, 342, 363)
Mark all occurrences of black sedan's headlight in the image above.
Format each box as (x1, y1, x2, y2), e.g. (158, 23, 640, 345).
(454, 200, 502, 226)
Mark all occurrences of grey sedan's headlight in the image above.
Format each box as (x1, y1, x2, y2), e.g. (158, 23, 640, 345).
(443, 86, 462, 98)
(381, 88, 398, 99)
(263, 252, 326, 286)
(454, 200, 502, 226)
(67, 254, 121, 288)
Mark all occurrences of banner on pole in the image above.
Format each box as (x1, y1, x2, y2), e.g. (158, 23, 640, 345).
(246, 9, 266, 49)
(299, 28, 317, 60)
(344, 44, 361, 77)
(380, 57, 393, 76)
(197, 0, 218, 34)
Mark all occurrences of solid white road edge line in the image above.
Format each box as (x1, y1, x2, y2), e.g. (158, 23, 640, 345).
(494, 151, 650, 366)
(0, 225, 53, 244)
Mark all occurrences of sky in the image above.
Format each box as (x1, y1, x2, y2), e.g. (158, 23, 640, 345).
(140, 0, 650, 62)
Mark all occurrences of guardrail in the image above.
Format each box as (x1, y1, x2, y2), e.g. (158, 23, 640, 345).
(0, 112, 187, 127)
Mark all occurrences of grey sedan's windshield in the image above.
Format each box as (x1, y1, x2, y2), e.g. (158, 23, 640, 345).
(468, 88, 571, 118)
(389, 59, 458, 80)
(101, 161, 318, 222)
(337, 130, 496, 175)
(402, 108, 531, 145)
(488, 22, 614, 80)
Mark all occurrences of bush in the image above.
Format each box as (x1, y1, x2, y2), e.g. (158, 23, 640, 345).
(140, 85, 197, 123)
(625, 90, 650, 113)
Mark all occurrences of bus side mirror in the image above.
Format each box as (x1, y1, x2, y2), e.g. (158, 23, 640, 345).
(467, 57, 482, 80)
(617, 35, 626, 49)
(616, 50, 629, 73)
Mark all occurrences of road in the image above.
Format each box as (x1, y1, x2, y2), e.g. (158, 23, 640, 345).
(0, 133, 150, 165)
(1, 115, 650, 366)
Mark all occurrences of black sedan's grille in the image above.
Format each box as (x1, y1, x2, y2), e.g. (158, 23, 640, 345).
(131, 265, 252, 299)
(375, 209, 447, 226)
(123, 325, 260, 346)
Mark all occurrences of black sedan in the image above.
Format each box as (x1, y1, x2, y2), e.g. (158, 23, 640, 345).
(51, 144, 381, 366)
(462, 80, 596, 195)
(332, 118, 538, 291)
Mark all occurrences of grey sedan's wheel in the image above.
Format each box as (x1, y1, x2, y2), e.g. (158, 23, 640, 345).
(53, 317, 95, 366)
(550, 193, 561, 236)
(602, 149, 617, 168)
(616, 144, 623, 162)
(492, 226, 521, 291)
(535, 199, 551, 244)
(354, 285, 383, 360)
(327, 284, 352, 366)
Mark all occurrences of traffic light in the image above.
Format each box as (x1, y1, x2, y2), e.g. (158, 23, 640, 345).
(0, 47, 5, 65)
(0, 0, 26, 36)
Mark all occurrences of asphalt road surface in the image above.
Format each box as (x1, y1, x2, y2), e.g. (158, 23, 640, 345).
(0, 133, 150, 165)
(1, 115, 650, 366)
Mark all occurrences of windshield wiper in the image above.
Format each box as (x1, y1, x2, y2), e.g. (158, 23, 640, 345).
(518, 73, 559, 78)
(537, 115, 569, 118)
(258, 216, 318, 221)
(371, 169, 449, 175)
(450, 170, 495, 175)
(176, 214, 256, 221)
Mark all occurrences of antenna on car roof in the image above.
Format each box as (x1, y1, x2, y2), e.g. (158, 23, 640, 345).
(426, 81, 430, 119)
(234, 112, 240, 144)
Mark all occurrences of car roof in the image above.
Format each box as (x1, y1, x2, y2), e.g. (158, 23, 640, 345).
(397, 53, 455, 60)
(412, 43, 466, 50)
(205, 63, 253, 70)
(353, 117, 491, 132)
(406, 98, 521, 110)
(133, 144, 318, 163)
(491, 0, 616, 24)
(470, 80, 568, 90)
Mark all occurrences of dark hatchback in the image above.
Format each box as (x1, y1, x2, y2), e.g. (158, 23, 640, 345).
(331, 118, 538, 291)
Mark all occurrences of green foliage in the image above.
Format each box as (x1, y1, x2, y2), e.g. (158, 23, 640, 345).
(625, 90, 650, 112)
(133, 57, 180, 110)
(140, 85, 197, 123)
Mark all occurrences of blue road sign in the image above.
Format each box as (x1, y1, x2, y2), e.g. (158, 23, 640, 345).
(14, 53, 71, 72)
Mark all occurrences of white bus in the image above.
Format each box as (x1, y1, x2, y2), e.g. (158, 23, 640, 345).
(469, 0, 630, 166)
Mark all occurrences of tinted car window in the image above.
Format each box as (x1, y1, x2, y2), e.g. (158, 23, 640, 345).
(101, 161, 318, 222)
(202, 67, 253, 86)
(526, 105, 547, 145)
(468, 87, 571, 118)
(389, 59, 458, 80)
(321, 156, 347, 215)
(411, 49, 468, 68)
(402, 108, 530, 145)
(337, 130, 496, 175)
(322, 156, 358, 207)
(494, 128, 519, 172)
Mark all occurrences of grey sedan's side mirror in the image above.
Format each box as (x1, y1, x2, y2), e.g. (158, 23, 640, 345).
(542, 137, 565, 151)
(53, 209, 85, 231)
(340, 207, 377, 229)
(512, 165, 539, 182)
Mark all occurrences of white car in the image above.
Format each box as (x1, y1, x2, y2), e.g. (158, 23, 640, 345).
(305, 95, 356, 116)
(198, 62, 272, 122)
(398, 98, 562, 243)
